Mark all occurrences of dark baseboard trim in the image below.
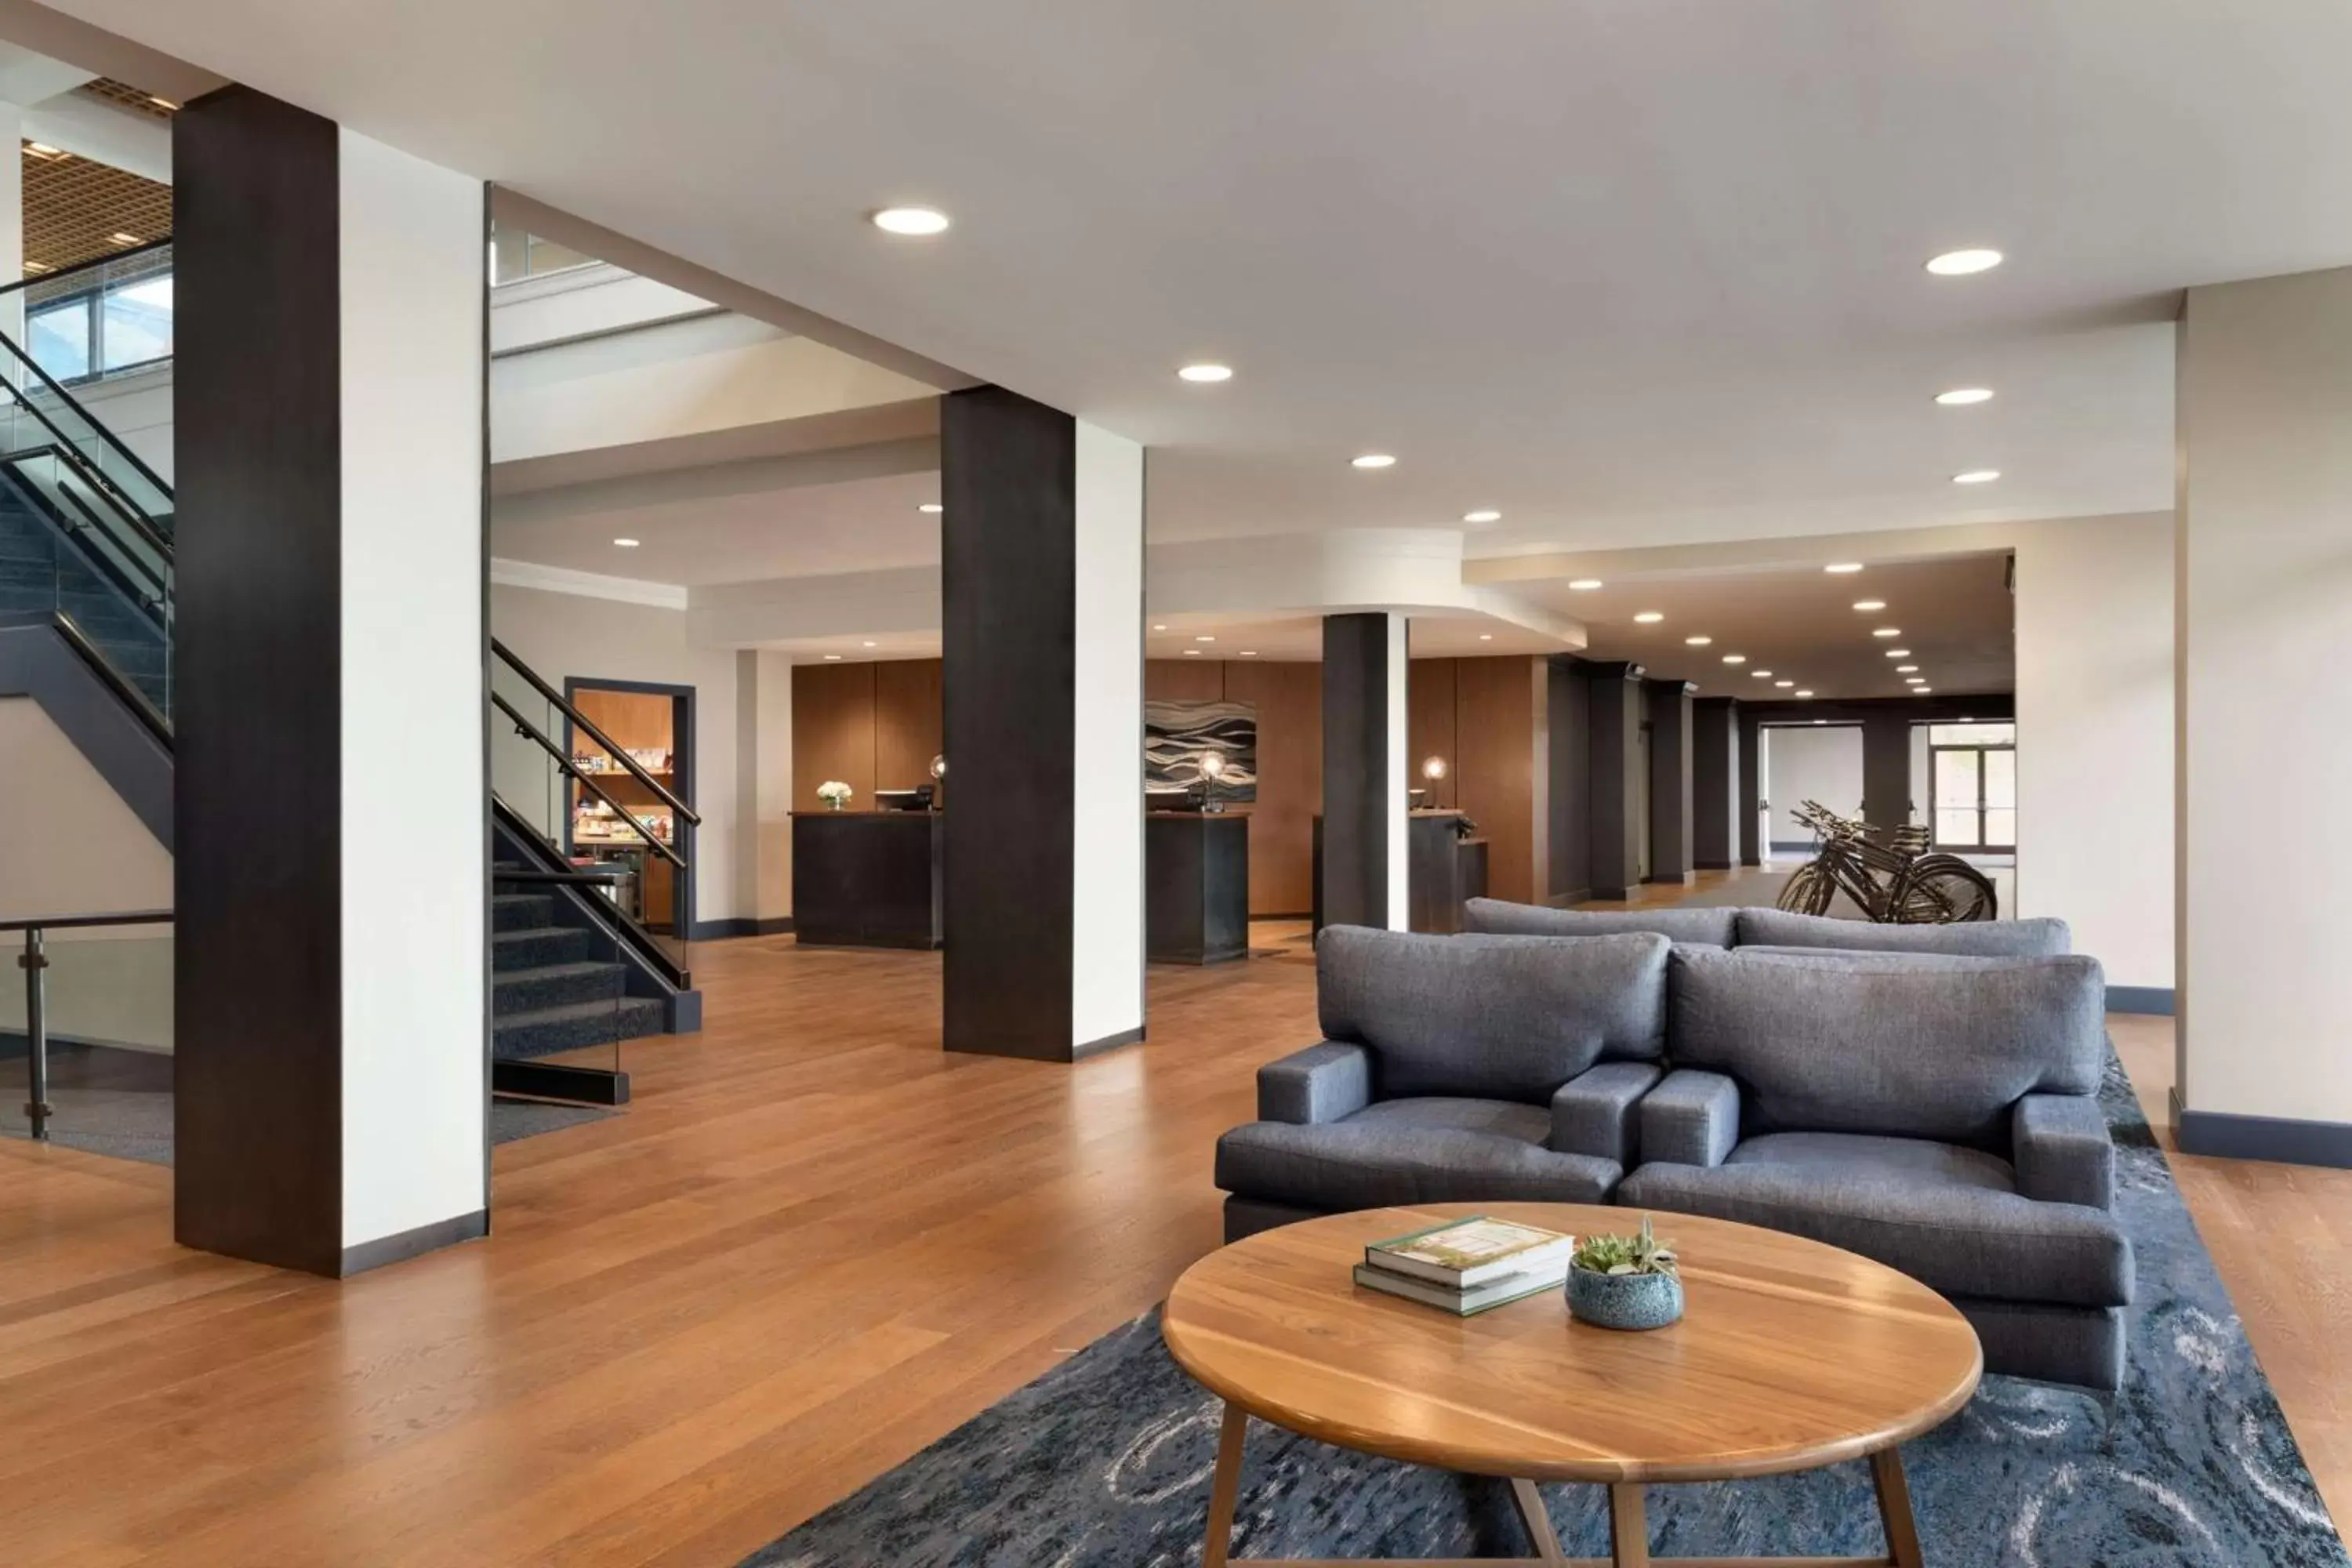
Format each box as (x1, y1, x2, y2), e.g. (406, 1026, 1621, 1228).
(1254, 909, 1314, 921)
(2172, 1094, 2352, 1170)
(1587, 886, 1633, 902)
(1740, 856, 1766, 868)
(688, 917, 771, 940)
(754, 916, 794, 935)
(1769, 841, 1815, 855)
(340, 1209, 488, 1278)
(1072, 1025, 1145, 1061)
(2106, 985, 2176, 1016)
(1644, 871, 1697, 886)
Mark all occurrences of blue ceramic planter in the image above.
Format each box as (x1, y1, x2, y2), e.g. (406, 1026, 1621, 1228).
(1566, 1266, 1684, 1330)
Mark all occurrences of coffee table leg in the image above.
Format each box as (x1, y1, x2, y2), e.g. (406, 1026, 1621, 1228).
(1203, 1403, 1249, 1568)
(1871, 1447, 1925, 1568)
(1507, 1478, 1566, 1564)
(1607, 1482, 1650, 1567)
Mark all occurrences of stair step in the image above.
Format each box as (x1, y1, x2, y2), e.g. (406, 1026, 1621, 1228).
(491, 892, 557, 933)
(493, 960, 623, 1014)
(492, 925, 593, 971)
(492, 996, 665, 1061)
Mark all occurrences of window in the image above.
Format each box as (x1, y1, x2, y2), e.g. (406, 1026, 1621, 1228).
(27, 296, 91, 382)
(1929, 724, 2016, 851)
(21, 267, 175, 385)
(101, 275, 173, 372)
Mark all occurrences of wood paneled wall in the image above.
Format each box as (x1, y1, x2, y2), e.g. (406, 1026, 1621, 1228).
(792, 659, 944, 812)
(1406, 658, 1460, 809)
(1410, 655, 1552, 906)
(1147, 659, 1321, 916)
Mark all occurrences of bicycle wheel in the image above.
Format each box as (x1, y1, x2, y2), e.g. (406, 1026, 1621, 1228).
(1777, 861, 1832, 915)
(1898, 856, 1998, 923)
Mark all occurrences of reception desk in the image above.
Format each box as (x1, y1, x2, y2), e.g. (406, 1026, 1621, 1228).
(791, 811, 943, 949)
(1146, 812, 1250, 964)
(1311, 809, 1489, 934)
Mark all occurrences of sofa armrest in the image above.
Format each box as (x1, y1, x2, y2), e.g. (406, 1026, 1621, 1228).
(1639, 1070, 1740, 1167)
(2013, 1093, 2114, 1209)
(1548, 1061, 1663, 1164)
(1257, 1041, 1374, 1125)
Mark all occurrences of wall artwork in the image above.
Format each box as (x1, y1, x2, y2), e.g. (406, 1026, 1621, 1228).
(1145, 699, 1258, 804)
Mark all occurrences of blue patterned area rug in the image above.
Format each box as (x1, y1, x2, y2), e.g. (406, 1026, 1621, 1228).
(745, 1062, 2346, 1567)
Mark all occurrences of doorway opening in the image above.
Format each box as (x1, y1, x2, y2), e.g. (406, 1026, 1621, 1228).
(563, 678, 696, 937)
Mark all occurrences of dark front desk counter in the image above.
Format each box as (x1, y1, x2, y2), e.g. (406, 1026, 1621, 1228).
(791, 811, 943, 949)
(1146, 811, 1250, 964)
(1312, 810, 1490, 934)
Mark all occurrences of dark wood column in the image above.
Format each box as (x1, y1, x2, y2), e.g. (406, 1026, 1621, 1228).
(1862, 713, 1914, 834)
(1693, 695, 1739, 870)
(1546, 657, 1592, 904)
(1322, 612, 1405, 930)
(940, 387, 1145, 1061)
(1585, 661, 1643, 899)
(1644, 678, 1695, 884)
(1737, 710, 1764, 866)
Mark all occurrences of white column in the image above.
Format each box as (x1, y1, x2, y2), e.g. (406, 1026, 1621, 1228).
(336, 129, 488, 1256)
(2175, 263, 2352, 1161)
(1380, 615, 1409, 929)
(1072, 421, 1146, 1043)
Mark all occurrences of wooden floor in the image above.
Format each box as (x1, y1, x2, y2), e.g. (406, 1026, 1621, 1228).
(1, 871, 2347, 1566)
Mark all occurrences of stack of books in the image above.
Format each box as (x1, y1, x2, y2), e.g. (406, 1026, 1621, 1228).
(1352, 1215, 1576, 1316)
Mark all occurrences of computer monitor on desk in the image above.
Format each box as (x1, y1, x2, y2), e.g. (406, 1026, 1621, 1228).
(876, 786, 935, 811)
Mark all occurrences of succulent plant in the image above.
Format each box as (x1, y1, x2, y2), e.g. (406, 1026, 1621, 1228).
(1570, 1214, 1679, 1278)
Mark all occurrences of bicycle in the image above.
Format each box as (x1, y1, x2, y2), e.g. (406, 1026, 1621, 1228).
(1776, 800, 1998, 924)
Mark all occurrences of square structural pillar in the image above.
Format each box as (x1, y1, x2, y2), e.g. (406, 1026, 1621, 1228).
(1861, 713, 1913, 835)
(1644, 678, 1695, 884)
(1320, 612, 1407, 931)
(940, 387, 1145, 1061)
(1693, 696, 1740, 870)
(173, 87, 488, 1275)
(1585, 662, 1644, 898)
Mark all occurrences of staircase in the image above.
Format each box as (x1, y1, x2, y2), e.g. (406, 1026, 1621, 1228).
(491, 887, 666, 1060)
(0, 468, 169, 713)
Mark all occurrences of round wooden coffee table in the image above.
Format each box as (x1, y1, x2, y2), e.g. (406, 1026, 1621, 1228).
(1163, 1202, 1982, 1568)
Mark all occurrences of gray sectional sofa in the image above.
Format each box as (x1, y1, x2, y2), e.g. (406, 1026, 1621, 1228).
(1215, 903, 2132, 1391)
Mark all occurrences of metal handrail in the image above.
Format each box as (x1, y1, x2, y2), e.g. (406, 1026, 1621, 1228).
(0, 237, 174, 298)
(0, 321, 176, 528)
(0, 444, 174, 617)
(0, 611, 171, 743)
(491, 639, 699, 825)
(491, 690, 688, 869)
(10, 908, 172, 1141)
(492, 793, 691, 991)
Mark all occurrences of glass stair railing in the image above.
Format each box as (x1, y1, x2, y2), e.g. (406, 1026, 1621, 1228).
(0, 244, 175, 720)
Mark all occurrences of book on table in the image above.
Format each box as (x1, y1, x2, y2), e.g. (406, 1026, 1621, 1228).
(1363, 1216, 1575, 1288)
(1350, 1260, 1570, 1316)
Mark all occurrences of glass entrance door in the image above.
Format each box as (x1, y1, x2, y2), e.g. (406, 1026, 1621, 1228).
(1929, 723, 2016, 851)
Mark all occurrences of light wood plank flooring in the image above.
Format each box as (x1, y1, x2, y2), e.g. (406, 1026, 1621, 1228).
(0, 876, 2345, 1565)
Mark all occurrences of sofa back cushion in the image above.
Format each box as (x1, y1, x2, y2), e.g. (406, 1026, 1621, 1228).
(1668, 946, 2107, 1148)
(1734, 907, 2071, 957)
(1463, 898, 1736, 949)
(1318, 927, 1670, 1102)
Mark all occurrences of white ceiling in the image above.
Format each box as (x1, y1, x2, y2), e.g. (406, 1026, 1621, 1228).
(46, 5, 2352, 564)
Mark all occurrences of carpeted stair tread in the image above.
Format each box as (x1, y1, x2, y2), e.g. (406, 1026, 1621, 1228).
(492, 892, 558, 932)
(492, 925, 593, 969)
(493, 960, 625, 1014)
(492, 996, 665, 1061)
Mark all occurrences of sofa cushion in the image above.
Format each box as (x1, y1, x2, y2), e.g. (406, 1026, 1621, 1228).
(1216, 1098, 1621, 1211)
(1463, 898, 1737, 949)
(1318, 927, 1670, 1100)
(1618, 1131, 2132, 1308)
(1734, 907, 2071, 957)
(1667, 946, 2107, 1148)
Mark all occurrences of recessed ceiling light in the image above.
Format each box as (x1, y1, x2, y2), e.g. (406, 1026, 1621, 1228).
(23, 141, 61, 158)
(1953, 470, 2002, 485)
(1872, 628, 1902, 638)
(1775, 681, 1795, 688)
(1685, 635, 1713, 646)
(1633, 611, 1664, 624)
(1925, 249, 2002, 276)
(612, 537, 640, 547)
(1795, 689, 1816, 698)
(148, 96, 179, 111)
(1568, 579, 1603, 591)
(110, 231, 142, 245)
(1479, 633, 1494, 641)
(1152, 623, 1168, 631)
(1934, 387, 1995, 406)
(1752, 670, 1773, 678)
(1181, 648, 1202, 656)
(1463, 509, 1502, 524)
(1825, 562, 1864, 575)
(1885, 648, 1911, 658)
(1853, 600, 1886, 612)
(919, 503, 943, 514)
(1351, 453, 1397, 470)
(1906, 678, 1927, 686)
(823, 654, 842, 661)
(1914, 686, 1933, 693)
(862, 641, 877, 648)
(1238, 650, 1258, 657)
(1896, 665, 1919, 673)
(1178, 363, 1233, 383)
(871, 206, 950, 236)
(1722, 654, 1747, 665)
(1195, 634, 1215, 642)
(1814, 719, 1828, 726)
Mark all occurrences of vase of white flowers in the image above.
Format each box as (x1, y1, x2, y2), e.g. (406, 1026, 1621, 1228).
(817, 780, 853, 812)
